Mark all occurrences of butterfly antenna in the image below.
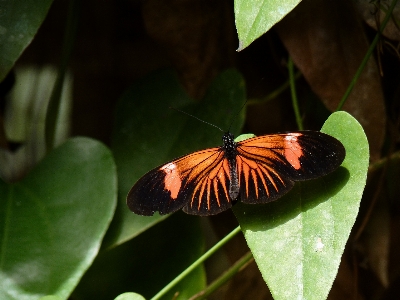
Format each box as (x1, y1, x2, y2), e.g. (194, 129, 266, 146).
(227, 99, 248, 132)
(169, 107, 224, 132)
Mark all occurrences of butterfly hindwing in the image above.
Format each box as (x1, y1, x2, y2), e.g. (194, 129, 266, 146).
(236, 131, 345, 204)
(181, 154, 233, 216)
(236, 151, 295, 204)
(127, 147, 234, 216)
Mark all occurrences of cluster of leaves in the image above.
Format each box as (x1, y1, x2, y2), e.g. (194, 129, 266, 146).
(0, 0, 399, 299)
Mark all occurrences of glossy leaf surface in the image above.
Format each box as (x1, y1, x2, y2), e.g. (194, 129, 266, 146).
(0, 138, 117, 299)
(0, 0, 53, 81)
(106, 68, 246, 247)
(234, 111, 368, 299)
(234, 0, 301, 50)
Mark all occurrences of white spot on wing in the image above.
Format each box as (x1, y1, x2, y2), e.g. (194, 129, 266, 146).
(161, 162, 177, 172)
(285, 135, 298, 142)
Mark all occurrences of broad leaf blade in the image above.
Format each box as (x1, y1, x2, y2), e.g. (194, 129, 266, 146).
(0, 0, 54, 81)
(72, 213, 205, 300)
(0, 137, 117, 300)
(234, 0, 301, 51)
(234, 111, 368, 299)
(106, 68, 246, 247)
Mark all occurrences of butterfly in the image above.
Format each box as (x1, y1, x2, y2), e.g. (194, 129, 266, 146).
(127, 130, 345, 216)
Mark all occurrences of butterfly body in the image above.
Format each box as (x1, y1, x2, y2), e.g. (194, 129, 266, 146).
(221, 132, 240, 200)
(127, 131, 345, 216)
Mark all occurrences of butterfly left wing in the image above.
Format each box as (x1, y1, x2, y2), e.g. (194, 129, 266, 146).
(127, 147, 234, 216)
(236, 131, 345, 204)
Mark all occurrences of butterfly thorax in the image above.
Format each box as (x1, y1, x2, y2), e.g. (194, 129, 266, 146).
(222, 132, 237, 159)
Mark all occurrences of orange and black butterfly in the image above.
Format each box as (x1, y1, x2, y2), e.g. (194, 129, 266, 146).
(127, 131, 345, 216)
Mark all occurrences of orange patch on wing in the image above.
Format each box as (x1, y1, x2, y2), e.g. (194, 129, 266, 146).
(284, 133, 303, 170)
(237, 158, 242, 187)
(197, 179, 208, 210)
(213, 179, 220, 207)
(219, 162, 230, 201)
(206, 178, 211, 210)
(242, 162, 250, 197)
(256, 166, 269, 196)
(250, 169, 259, 198)
(240, 155, 258, 169)
(161, 162, 182, 199)
(208, 158, 224, 179)
(261, 165, 280, 192)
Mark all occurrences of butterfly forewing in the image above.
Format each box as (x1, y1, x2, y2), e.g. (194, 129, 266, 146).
(127, 147, 234, 216)
(236, 131, 345, 204)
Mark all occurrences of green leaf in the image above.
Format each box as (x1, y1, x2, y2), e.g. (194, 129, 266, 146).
(114, 293, 146, 300)
(105, 68, 246, 247)
(0, 0, 54, 81)
(235, 133, 256, 142)
(233, 111, 369, 299)
(38, 296, 63, 300)
(0, 137, 117, 300)
(234, 0, 301, 50)
(72, 213, 205, 300)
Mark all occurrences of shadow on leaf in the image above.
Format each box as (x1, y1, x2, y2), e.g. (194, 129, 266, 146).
(233, 166, 350, 232)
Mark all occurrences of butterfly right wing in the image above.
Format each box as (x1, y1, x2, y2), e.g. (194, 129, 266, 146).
(236, 131, 345, 204)
(127, 147, 234, 216)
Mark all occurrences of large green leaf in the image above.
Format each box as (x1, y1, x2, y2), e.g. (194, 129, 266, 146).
(72, 212, 205, 300)
(0, 137, 117, 300)
(0, 0, 54, 81)
(105, 68, 246, 247)
(234, 111, 368, 299)
(234, 0, 301, 50)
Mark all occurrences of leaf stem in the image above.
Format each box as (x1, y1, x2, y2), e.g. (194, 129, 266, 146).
(368, 150, 400, 173)
(151, 226, 242, 300)
(336, 0, 399, 111)
(247, 71, 302, 106)
(189, 251, 254, 299)
(45, 0, 79, 152)
(288, 56, 303, 130)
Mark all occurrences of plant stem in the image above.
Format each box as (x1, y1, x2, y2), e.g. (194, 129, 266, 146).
(336, 0, 399, 111)
(189, 251, 254, 299)
(45, 0, 79, 152)
(368, 150, 400, 173)
(247, 71, 302, 106)
(288, 56, 303, 130)
(151, 226, 242, 300)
